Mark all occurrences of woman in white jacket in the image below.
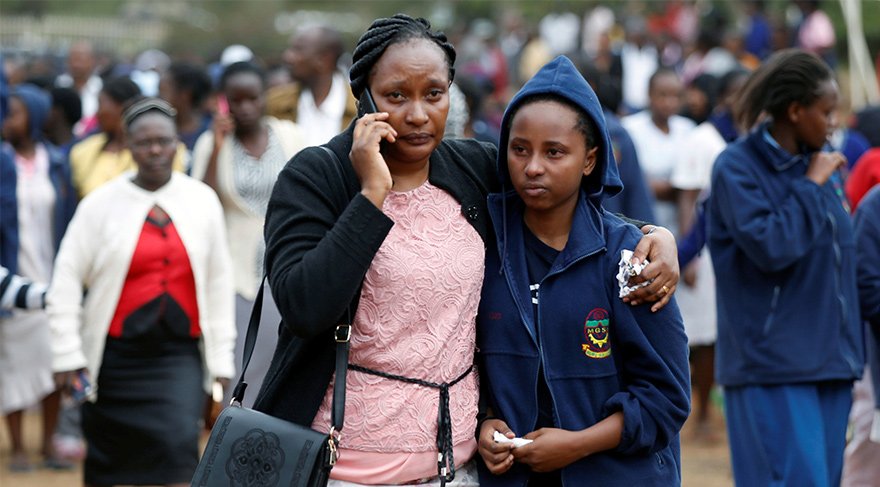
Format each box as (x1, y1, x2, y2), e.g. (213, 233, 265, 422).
(191, 61, 304, 406)
(48, 98, 236, 487)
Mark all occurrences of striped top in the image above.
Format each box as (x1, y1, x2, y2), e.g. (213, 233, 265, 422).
(231, 126, 287, 218)
(0, 266, 46, 311)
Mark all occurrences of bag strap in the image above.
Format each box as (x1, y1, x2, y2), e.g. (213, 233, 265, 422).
(232, 144, 355, 435)
(231, 278, 352, 425)
(318, 144, 354, 433)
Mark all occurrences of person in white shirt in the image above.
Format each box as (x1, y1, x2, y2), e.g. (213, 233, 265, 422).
(620, 17, 659, 113)
(55, 41, 102, 137)
(670, 69, 749, 442)
(622, 67, 695, 236)
(266, 25, 358, 146)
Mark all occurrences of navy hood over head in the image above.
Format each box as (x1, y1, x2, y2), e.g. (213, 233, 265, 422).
(477, 55, 690, 487)
(496, 55, 622, 205)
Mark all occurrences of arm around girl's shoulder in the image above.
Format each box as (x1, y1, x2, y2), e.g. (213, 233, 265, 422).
(602, 226, 690, 455)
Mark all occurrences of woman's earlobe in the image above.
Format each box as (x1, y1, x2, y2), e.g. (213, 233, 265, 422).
(583, 146, 599, 176)
(787, 102, 801, 124)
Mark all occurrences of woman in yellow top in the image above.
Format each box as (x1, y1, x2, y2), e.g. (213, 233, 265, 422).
(69, 77, 187, 199)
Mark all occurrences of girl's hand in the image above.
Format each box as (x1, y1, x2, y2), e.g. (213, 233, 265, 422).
(513, 428, 583, 473)
(805, 151, 847, 186)
(624, 226, 679, 311)
(212, 113, 235, 149)
(350, 113, 396, 208)
(478, 419, 516, 475)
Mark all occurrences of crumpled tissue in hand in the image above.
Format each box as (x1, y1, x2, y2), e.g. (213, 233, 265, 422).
(493, 430, 533, 448)
(617, 249, 650, 298)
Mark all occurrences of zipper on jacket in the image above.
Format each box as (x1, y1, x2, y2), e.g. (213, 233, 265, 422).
(535, 246, 605, 438)
(826, 210, 847, 327)
(827, 208, 858, 373)
(762, 285, 781, 336)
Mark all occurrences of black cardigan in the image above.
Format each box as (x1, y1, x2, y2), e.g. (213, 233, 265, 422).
(253, 126, 498, 425)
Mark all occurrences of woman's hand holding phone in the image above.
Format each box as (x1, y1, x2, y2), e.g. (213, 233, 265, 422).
(213, 95, 234, 149)
(351, 91, 396, 209)
(54, 368, 92, 403)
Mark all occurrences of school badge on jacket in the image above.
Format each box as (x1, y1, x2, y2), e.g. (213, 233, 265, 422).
(582, 308, 611, 359)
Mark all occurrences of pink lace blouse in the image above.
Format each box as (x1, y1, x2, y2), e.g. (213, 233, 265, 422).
(311, 181, 484, 484)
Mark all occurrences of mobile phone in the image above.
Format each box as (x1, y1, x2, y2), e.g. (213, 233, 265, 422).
(70, 369, 93, 403)
(358, 89, 378, 117)
(216, 95, 229, 116)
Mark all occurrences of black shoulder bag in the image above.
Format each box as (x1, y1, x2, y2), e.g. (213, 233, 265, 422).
(191, 280, 349, 487)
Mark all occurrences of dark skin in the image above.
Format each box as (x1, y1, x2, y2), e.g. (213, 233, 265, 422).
(353, 39, 679, 310)
(45, 106, 76, 148)
(204, 71, 269, 192)
(95, 91, 127, 154)
(66, 41, 96, 90)
(647, 72, 684, 203)
(158, 74, 201, 141)
(283, 26, 339, 107)
(1, 97, 36, 158)
(770, 79, 846, 185)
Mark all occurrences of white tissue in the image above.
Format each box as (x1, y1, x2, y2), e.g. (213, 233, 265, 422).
(617, 249, 651, 298)
(493, 430, 533, 448)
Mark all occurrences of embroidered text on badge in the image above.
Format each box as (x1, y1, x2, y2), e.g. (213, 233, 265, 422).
(582, 308, 611, 359)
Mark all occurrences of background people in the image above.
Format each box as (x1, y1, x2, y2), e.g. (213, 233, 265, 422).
(0, 83, 77, 472)
(266, 25, 358, 146)
(707, 49, 863, 486)
(158, 62, 213, 152)
(68, 77, 187, 199)
(47, 98, 236, 487)
(191, 61, 304, 407)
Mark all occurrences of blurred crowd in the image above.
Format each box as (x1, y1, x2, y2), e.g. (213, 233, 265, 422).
(2, 0, 880, 485)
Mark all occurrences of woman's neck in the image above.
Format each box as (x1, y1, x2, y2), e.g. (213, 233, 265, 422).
(523, 203, 577, 252)
(386, 158, 430, 192)
(235, 121, 263, 141)
(13, 138, 37, 159)
(768, 122, 799, 155)
(651, 112, 670, 134)
(176, 107, 198, 135)
(103, 130, 125, 152)
(132, 174, 170, 192)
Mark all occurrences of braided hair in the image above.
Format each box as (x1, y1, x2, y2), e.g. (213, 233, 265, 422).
(349, 14, 456, 100)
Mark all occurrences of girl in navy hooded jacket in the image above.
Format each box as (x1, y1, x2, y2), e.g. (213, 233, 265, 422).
(476, 56, 690, 486)
(707, 49, 863, 486)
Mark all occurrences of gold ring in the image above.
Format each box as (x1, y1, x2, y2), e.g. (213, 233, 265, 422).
(661, 285, 669, 294)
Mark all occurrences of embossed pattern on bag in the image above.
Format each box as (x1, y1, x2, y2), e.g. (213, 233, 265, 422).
(192, 406, 331, 487)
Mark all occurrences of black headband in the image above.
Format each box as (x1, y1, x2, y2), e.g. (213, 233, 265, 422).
(123, 97, 177, 129)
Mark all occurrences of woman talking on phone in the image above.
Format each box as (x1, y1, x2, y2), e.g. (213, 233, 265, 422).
(254, 14, 679, 486)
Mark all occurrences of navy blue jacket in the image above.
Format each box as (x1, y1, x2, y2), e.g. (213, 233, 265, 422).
(0, 141, 77, 274)
(707, 126, 864, 386)
(477, 56, 690, 487)
(854, 186, 880, 408)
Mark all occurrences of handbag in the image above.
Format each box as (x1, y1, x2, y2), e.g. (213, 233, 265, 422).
(191, 279, 350, 487)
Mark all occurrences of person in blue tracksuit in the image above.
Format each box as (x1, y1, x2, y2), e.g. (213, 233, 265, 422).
(841, 185, 880, 484)
(707, 49, 864, 487)
(476, 55, 691, 487)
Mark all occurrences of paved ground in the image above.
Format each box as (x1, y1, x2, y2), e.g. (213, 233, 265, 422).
(1, 405, 732, 486)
